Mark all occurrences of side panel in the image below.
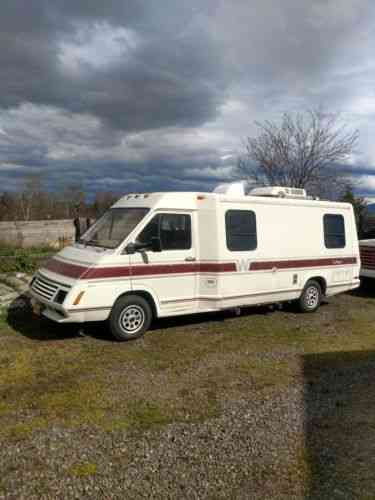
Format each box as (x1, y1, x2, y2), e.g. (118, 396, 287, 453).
(216, 200, 359, 308)
(272, 205, 359, 294)
(359, 240, 375, 278)
(129, 210, 198, 316)
(66, 253, 134, 321)
(195, 198, 224, 311)
(217, 202, 275, 308)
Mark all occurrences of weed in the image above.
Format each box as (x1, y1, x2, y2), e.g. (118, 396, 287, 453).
(68, 462, 97, 477)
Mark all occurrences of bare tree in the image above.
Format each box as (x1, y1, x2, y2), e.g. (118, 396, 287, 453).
(92, 191, 118, 217)
(19, 175, 43, 221)
(62, 183, 85, 218)
(0, 192, 15, 221)
(238, 109, 359, 198)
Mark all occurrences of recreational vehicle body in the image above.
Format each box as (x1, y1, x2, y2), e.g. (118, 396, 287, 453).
(29, 185, 360, 340)
(359, 240, 375, 279)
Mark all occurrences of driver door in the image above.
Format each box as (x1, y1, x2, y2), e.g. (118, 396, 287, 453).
(129, 211, 198, 316)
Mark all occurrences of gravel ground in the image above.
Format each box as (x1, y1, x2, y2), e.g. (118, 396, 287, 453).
(2, 289, 375, 498)
(0, 385, 307, 500)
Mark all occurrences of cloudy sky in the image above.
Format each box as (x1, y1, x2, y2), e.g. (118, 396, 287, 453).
(1, 0, 375, 199)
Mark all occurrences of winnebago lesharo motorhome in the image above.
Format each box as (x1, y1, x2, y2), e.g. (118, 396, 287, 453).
(29, 183, 360, 340)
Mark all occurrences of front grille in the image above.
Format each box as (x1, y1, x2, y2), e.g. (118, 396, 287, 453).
(55, 290, 68, 304)
(31, 274, 70, 303)
(360, 246, 375, 270)
(31, 275, 59, 301)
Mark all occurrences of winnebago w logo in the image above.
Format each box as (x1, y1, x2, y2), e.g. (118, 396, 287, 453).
(237, 259, 250, 272)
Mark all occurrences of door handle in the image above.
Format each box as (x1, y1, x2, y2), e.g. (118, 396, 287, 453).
(185, 257, 196, 262)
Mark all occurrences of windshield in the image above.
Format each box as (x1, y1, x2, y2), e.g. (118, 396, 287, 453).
(79, 207, 149, 249)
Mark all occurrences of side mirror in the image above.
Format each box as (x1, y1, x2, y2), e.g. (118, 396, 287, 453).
(151, 237, 162, 252)
(125, 242, 136, 254)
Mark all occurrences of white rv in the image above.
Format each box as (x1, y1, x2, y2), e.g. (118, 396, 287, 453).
(29, 184, 360, 340)
(359, 240, 375, 279)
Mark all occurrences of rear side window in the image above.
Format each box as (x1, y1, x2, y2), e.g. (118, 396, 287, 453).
(226, 210, 257, 251)
(137, 213, 191, 250)
(324, 214, 346, 248)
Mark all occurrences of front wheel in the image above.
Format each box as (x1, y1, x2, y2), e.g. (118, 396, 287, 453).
(298, 280, 322, 313)
(109, 295, 152, 341)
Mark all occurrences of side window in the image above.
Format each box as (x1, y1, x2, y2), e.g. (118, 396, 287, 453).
(324, 214, 346, 249)
(160, 213, 191, 250)
(136, 213, 191, 250)
(226, 210, 257, 251)
(137, 214, 160, 245)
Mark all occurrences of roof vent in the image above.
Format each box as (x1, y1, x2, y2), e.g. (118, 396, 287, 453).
(213, 181, 246, 196)
(249, 186, 307, 199)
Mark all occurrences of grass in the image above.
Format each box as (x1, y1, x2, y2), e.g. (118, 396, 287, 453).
(68, 462, 97, 477)
(0, 244, 54, 273)
(0, 244, 53, 257)
(1, 291, 375, 442)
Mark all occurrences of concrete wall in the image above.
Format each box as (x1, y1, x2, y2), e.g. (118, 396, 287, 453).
(0, 220, 75, 248)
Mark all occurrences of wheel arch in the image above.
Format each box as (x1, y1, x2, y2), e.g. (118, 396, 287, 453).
(305, 276, 327, 296)
(114, 289, 159, 318)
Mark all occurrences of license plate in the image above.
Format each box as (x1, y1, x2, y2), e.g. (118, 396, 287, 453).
(32, 302, 41, 316)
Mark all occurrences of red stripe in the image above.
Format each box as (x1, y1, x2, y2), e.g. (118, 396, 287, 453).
(42, 258, 236, 280)
(86, 262, 236, 278)
(43, 256, 357, 280)
(360, 247, 375, 269)
(43, 258, 88, 279)
(249, 257, 357, 271)
(84, 266, 131, 279)
(359, 246, 375, 269)
(199, 262, 236, 273)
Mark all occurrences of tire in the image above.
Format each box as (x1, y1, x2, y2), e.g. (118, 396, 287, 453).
(361, 277, 373, 291)
(298, 280, 322, 313)
(109, 295, 152, 341)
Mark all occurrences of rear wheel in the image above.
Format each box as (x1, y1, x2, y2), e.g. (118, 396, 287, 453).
(109, 295, 152, 341)
(298, 280, 322, 313)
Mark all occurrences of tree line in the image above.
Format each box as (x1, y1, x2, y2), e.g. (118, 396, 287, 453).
(0, 109, 369, 234)
(0, 176, 118, 221)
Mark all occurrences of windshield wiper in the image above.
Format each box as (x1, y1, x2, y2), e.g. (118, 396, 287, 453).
(84, 240, 116, 249)
(84, 240, 103, 247)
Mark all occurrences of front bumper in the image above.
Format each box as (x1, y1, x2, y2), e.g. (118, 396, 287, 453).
(29, 288, 86, 323)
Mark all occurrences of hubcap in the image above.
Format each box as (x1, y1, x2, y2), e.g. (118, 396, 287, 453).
(119, 305, 145, 335)
(305, 286, 319, 309)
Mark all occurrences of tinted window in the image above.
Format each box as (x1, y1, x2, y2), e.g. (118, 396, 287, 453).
(136, 213, 191, 250)
(137, 214, 159, 245)
(324, 214, 346, 248)
(226, 210, 257, 251)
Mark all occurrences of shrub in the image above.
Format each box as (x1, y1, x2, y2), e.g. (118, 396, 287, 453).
(0, 245, 54, 274)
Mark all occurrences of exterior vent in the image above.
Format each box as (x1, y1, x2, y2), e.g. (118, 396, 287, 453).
(249, 186, 307, 199)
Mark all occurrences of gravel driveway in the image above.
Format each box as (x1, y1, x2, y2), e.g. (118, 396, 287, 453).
(1, 290, 375, 499)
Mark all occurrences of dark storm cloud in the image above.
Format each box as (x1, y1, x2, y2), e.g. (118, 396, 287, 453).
(0, 0, 225, 131)
(1, 0, 375, 197)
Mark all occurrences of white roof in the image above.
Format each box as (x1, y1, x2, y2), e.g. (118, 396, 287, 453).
(112, 190, 352, 211)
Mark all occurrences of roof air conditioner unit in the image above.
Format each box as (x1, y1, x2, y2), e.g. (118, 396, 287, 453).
(213, 182, 246, 196)
(249, 186, 307, 199)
